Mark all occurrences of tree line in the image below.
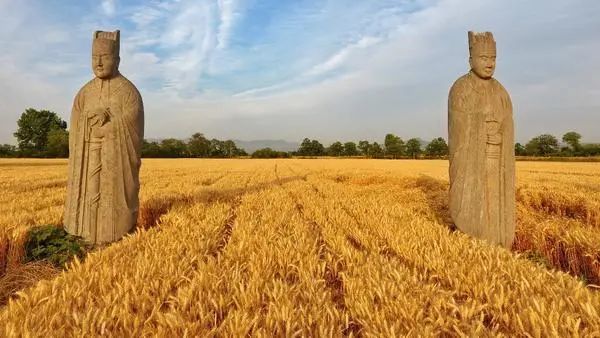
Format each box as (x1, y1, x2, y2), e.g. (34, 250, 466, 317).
(514, 132, 600, 157)
(141, 134, 247, 158)
(285, 131, 600, 159)
(1, 108, 599, 159)
(0, 109, 247, 158)
(284, 135, 449, 159)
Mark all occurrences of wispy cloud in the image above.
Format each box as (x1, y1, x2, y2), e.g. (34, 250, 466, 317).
(120, 0, 246, 94)
(231, 35, 382, 98)
(216, 0, 238, 49)
(305, 36, 382, 77)
(130, 6, 162, 27)
(0, 0, 599, 144)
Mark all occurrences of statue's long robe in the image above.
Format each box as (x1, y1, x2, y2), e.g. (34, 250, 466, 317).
(65, 73, 144, 244)
(448, 71, 515, 248)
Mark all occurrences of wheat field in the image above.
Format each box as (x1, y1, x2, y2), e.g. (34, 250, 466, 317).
(1, 158, 599, 336)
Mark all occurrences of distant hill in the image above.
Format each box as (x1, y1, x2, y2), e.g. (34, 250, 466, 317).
(233, 140, 299, 153)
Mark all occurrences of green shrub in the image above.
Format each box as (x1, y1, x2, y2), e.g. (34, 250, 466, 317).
(25, 225, 90, 267)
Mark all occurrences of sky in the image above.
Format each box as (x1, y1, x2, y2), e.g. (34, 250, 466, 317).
(0, 0, 599, 145)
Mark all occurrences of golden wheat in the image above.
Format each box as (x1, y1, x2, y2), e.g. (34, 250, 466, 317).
(0, 158, 599, 336)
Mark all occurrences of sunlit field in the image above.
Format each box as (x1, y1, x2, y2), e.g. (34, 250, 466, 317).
(1, 158, 599, 336)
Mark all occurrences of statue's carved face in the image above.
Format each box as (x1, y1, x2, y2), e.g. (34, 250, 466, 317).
(92, 51, 119, 79)
(469, 52, 496, 79)
(92, 39, 120, 79)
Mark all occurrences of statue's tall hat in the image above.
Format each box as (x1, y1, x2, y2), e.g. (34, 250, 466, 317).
(92, 30, 120, 57)
(468, 31, 496, 56)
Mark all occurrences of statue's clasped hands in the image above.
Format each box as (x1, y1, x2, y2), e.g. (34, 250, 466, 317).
(484, 109, 502, 145)
(88, 107, 112, 126)
(88, 107, 113, 138)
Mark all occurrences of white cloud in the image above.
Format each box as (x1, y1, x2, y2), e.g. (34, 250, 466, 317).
(101, 0, 116, 17)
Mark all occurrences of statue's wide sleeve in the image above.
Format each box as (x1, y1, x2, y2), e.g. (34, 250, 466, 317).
(447, 78, 471, 223)
(448, 80, 467, 162)
(122, 87, 144, 143)
(65, 86, 87, 235)
(69, 89, 84, 152)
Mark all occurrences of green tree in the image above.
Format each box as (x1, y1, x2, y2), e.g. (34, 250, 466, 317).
(371, 142, 384, 158)
(14, 108, 67, 156)
(188, 133, 211, 157)
(343, 142, 358, 156)
(384, 133, 405, 158)
(425, 137, 448, 158)
(514, 142, 526, 156)
(298, 138, 312, 156)
(0, 144, 17, 157)
(141, 140, 162, 158)
(525, 134, 559, 156)
(311, 139, 325, 156)
(358, 140, 371, 157)
(222, 140, 239, 158)
(328, 141, 344, 157)
(209, 139, 226, 157)
(235, 148, 248, 157)
(405, 138, 422, 159)
(251, 148, 290, 158)
(562, 131, 582, 153)
(298, 138, 325, 156)
(46, 128, 69, 158)
(582, 143, 600, 156)
(160, 138, 188, 158)
(223, 140, 246, 157)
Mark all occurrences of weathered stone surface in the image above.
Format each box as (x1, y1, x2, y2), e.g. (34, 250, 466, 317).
(448, 31, 515, 248)
(64, 30, 144, 244)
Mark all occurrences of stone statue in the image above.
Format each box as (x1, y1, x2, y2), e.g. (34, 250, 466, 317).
(448, 31, 515, 248)
(64, 30, 144, 244)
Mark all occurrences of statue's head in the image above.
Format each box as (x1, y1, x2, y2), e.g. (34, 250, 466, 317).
(468, 31, 496, 80)
(92, 30, 120, 79)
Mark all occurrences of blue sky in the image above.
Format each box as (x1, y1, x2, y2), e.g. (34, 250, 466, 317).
(1, 0, 599, 144)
